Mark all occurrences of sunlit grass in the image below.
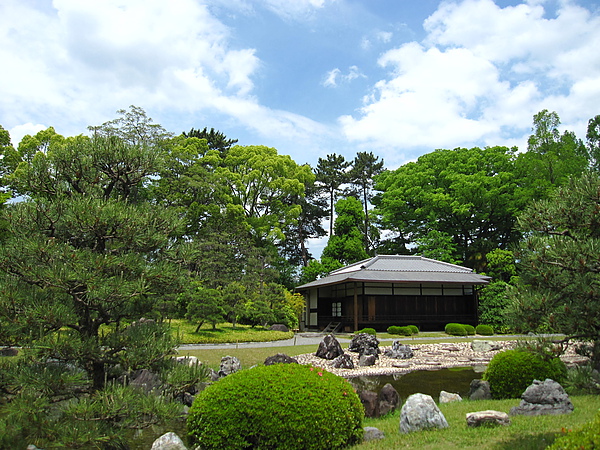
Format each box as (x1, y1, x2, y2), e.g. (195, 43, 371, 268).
(168, 319, 293, 345)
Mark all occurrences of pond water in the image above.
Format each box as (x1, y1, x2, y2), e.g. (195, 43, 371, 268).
(347, 367, 482, 400)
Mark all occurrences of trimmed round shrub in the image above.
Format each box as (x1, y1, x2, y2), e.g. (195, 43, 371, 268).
(387, 326, 412, 336)
(476, 324, 494, 336)
(187, 364, 364, 449)
(356, 327, 376, 336)
(408, 325, 419, 335)
(547, 410, 600, 449)
(483, 349, 567, 399)
(463, 324, 476, 335)
(445, 323, 467, 336)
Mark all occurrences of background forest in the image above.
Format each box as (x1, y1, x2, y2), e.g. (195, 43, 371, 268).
(1, 106, 600, 447)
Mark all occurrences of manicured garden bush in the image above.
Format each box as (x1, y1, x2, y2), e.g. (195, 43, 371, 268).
(408, 325, 419, 334)
(444, 323, 467, 336)
(187, 364, 364, 449)
(483, 349, 567, 399)
(547, 410, 600, 449)
(476, 324, 494, 335)
(387, 326, 412, 336)
(463, 324, 476, 335)
(356, 327, 376, 336)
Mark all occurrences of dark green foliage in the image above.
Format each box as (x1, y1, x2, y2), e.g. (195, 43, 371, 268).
(187, 364, 364, 450)
(476, 324, 494, 335)
(387, 326, 413, 336)
(445, 323, 467, 336)
(478, 281, 512, 332)
(356, 328, 376, 336)
(547, 410, 600, 450)
(463, 324, 476, 335)
(562, 363, 600, 395)
(483, 349, 567, 399)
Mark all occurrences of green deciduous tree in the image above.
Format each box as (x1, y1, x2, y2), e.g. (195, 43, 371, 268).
(322, 196, 368, 265)
(508, 172, 600, 370)
(374, 146, 523, 269)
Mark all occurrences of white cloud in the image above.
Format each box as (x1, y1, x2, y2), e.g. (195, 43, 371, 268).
(322, 66, 365, 88)
(340, 0, 600, 160)
(8, 123, 48, 148)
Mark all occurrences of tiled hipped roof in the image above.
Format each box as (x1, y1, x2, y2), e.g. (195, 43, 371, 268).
(295, 255, 491, 290)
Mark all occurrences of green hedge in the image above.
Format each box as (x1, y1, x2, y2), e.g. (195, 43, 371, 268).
(408, 325, 419, 334)
(483, 349, 567, 399)
(387, 326, 413, 336)
(476, 324, 494, 335)
(355, 328, 376, 336)
(188, 364, 364, 449)
(445, 323, 467, 336)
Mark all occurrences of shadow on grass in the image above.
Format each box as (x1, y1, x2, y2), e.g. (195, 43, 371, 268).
(491, 431, 558, 450)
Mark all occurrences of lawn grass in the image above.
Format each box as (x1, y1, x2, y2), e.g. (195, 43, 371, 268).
(168, 319, 293, 344)
(357, 395, 600, 449)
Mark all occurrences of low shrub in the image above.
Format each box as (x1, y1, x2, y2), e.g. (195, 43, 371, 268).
(445, 323, 466, 336)
(483, 349, 567, 399)
(547, 410, 600, 449)
(187, 364, 364, 449)
(463, 324, 476, 335)
(476, 324, 494, 335)
(387, 326, 412, 336)
(356, 328, 376, 336)
(408, 325, 419, 335)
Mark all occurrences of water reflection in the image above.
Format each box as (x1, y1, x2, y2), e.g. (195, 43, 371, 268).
(347, 367, 480, 400)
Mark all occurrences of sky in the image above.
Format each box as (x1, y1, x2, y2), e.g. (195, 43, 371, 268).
(2, 0, 600, 173)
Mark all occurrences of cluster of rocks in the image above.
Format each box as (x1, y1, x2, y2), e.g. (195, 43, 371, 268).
(299, 334, 587, 378)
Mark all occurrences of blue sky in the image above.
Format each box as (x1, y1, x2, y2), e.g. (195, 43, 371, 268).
(1, 0, 599, 173)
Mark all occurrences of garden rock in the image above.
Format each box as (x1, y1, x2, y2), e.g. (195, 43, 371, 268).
(264, 353, 297, 365)
(151, 431, 188, 450)
(129, 369, 162, 393)
(471, 340, 502, 352)
(332, 353, 354, 369)
(399, 393, 449, 433)
(379, 383, 400, 416)
(315, 334, 344, 360)
(466, 410, 510, 427)
(469, 379, 492, 400)
(269, 324, 289, 332)
(359, 354, 377, 367)
(384, 341, 414, 359)
(439, 390, 462, 403)
(218, 355, 241, 377)
(363, 427, 385, 441)
(173, 355, 200, 366)
(509, 379, 574, 416)
(359, 390, 379, 418)
(0, 347, 18, 357)
(348, 333, 380, 357)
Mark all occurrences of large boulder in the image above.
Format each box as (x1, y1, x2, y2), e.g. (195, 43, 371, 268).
(466, 410, 511, 427)
(269, 324, 289, 332)
(384, 341, 414, 359)
(510, 379, 574, 416)
(439, 390, 462, 404)
(471, 340, 503, 352)
(363, 427, 385, 442)
(348, 333, 380, 358)
(359, 390, 379, 418)
(332, 353, 355, 369)
(378, 383, 400, 416)
(218, 356, 241, 378)
(358, 354, 377, 367)
(315, 334, 344, 360)
(399, 393, 449, 434)
(264, 353, 297, 365)
(151, 432, 188, 450)
(469, 379, 492, 400)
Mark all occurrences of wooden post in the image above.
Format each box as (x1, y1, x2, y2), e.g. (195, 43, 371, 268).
(354, 282, 358, 331)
